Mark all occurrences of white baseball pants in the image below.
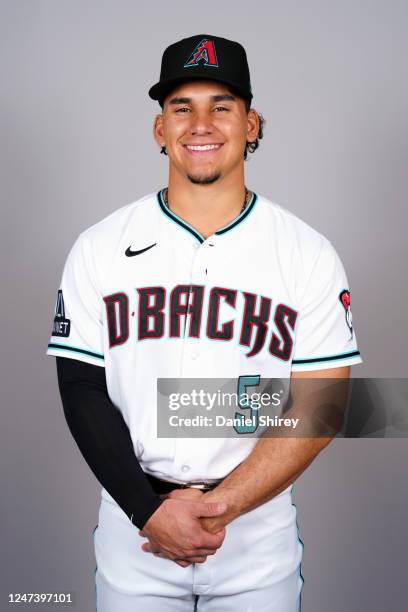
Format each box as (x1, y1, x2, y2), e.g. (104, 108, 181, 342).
(93, 492, 303, 611)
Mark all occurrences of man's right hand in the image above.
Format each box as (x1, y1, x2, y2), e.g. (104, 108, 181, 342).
(139, 497, 227, 567)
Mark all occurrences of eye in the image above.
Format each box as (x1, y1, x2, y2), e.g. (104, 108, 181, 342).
(214, 106, 229, 112)
(175, 107, 191, 113)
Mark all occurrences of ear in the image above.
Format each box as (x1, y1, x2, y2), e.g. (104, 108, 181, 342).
(246, 108, 260, 143)
(153, 113, 166, 149)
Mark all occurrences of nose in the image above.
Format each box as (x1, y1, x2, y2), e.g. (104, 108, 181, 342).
(189, 110, 213, 136)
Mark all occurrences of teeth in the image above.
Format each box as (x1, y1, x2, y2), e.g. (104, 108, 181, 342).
(186, 144, 221, 151)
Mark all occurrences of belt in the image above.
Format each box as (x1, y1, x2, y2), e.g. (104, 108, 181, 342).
(145, 473, 222, 495)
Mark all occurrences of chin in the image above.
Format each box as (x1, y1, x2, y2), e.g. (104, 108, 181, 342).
(187, 171, 222, 185)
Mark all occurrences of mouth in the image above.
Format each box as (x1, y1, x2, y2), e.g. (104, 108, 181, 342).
(183, 143, 224, 156)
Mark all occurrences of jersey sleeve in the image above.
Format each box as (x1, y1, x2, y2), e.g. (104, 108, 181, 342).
(46, 232, 105, 367)
(291, 238, 362, 371)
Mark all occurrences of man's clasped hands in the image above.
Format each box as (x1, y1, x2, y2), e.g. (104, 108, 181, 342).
(139, 487, 232, 567)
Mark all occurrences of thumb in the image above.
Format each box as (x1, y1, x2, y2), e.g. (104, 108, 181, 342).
(194, 501, 227, 517)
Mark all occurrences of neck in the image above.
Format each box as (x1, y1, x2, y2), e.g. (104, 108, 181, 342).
(166, 166, 248, 239)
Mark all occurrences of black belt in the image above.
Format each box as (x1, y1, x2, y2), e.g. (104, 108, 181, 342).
(145, 473, 221, 495)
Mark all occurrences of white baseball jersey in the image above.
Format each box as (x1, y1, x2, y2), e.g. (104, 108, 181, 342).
(46, 190, 362, 493)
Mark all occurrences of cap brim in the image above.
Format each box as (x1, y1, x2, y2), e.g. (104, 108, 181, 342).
(148, 73, 252, 105)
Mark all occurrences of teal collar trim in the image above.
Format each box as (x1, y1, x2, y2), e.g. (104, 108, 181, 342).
(157, 189, 204, 243)
(156, 189, 257, 243)
(216, 191, 257, 235)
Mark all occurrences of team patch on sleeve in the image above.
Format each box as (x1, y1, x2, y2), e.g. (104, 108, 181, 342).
(339, 289, 353, 338)
(52, 289, 71, 337)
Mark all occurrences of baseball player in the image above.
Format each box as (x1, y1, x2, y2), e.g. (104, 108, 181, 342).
(46, 34, 362, 611)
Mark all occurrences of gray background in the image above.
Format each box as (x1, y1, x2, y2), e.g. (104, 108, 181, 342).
(1, 0, 407, 610)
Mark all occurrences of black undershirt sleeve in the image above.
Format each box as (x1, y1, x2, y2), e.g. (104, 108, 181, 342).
(55, 356, 163, 529)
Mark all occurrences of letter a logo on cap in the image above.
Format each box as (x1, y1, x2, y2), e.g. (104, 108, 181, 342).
(184, 39, 218, 68)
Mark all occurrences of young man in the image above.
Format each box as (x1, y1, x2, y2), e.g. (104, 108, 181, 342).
(47, 35, 362, 611)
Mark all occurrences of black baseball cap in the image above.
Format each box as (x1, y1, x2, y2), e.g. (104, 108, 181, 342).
(148, 34, 253, 106)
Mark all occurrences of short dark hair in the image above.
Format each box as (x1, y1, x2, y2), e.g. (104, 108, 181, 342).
(159, 85, 265, 160)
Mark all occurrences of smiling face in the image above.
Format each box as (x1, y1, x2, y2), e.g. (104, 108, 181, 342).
(153, 80, 259, 186)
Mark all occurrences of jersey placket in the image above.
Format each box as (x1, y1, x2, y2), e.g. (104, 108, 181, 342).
(179, 236, 216, 377)
(173, 236, 217, 481)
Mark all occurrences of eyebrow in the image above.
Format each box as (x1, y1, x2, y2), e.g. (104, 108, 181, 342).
(168, 94, 236, 105)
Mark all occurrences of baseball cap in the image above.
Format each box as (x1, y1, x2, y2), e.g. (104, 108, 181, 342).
(148, 34, 253, 106)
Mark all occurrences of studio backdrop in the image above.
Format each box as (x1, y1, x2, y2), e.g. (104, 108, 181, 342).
(1, 1, 407, 611)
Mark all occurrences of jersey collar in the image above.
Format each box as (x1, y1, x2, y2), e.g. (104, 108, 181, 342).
(156, 188, 257, 244)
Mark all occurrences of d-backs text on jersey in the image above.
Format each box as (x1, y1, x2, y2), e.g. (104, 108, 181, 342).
(104, 284, 298, 361)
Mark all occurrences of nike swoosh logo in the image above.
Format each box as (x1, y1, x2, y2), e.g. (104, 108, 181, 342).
(125, 243, 157, 257)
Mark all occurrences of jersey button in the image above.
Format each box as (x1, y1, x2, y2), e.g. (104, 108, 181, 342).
(191, 352, 199, 360)
(181, 465, 190, 473)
